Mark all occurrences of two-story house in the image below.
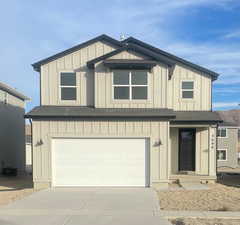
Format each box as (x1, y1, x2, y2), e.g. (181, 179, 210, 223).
(0, 82, 29, 175)
(26, 34, 222, 189)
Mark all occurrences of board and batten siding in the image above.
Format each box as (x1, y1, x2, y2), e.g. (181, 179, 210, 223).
(32, 119, 170, 189)
(168, 64, 212, 111)
(40, 41, 117, 106)
(95, 50, 168, 108)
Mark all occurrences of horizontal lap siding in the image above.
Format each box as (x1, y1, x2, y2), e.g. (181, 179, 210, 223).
(217, 128, 239, 168)
(32, 120, 169, 184)
(40, 41, 117, 106)
(168, 64, 212, 111)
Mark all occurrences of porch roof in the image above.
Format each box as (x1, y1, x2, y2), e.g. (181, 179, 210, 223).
(171, 111, 222, 123)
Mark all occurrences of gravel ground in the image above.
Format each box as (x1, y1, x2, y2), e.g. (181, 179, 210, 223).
(171, 218, 240, 225)
(0, 176, 35, 206)
(159, 173, 240, 211)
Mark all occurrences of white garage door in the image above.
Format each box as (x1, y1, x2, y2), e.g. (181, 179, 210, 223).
(52, 138, 149, 187)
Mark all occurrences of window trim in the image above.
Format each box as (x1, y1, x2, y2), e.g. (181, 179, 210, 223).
(217, 128, 228, 138)
(217, 149, 227, 161)
(181, 80, 194, 100)
(112, 70, 148, 100)
(59, 71, 77, 101)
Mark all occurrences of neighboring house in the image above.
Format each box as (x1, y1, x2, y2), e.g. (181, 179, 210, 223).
(25, 124, 32, 174)
(0, 82, 29, 174)
(26, 34, 222, 189)
(216, 121, 239, 169)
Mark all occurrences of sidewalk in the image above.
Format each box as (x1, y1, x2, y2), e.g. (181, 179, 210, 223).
(157, 210, 240, 219)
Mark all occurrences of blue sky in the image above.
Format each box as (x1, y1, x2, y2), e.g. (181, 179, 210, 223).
(0, 0, 240, 112)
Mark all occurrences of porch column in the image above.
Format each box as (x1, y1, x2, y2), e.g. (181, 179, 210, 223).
(209, 126, 217, 177)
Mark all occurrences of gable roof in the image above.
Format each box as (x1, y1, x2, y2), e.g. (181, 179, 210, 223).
(122, 37, 219, 80)
(32, 34, 123, 72)
(32, 34, 219, 80)
(87, 43, 175, 69)
(0, 82, 30, 101)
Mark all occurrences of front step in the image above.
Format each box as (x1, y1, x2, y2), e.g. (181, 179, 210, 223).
(170, 174, 216, 185)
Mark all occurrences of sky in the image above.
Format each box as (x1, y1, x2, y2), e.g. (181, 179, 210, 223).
(0, 0, 240, 112)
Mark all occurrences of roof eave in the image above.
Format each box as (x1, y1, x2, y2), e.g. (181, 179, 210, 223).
(123, 37, 220, 80)
(32, 34, 123, 72)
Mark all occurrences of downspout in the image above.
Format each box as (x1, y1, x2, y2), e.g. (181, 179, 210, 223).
(216, 122, 219, 177)
(29, 119, 33, 179)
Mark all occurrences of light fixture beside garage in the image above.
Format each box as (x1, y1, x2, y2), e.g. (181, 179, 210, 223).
(153, 140, 162, 147)
(35, 139, 43, 146)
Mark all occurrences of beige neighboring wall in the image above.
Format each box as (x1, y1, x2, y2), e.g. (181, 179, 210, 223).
(32, 119, 170, 189)
(0, 91, 27, 173)
(168, 64, 212, 111)
(40, 41, 117, 106)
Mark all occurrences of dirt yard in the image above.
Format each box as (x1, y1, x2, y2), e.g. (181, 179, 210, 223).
(0, 176, 35, 206)
(159, 172, 240, 211)
(171, 218, 240, 225)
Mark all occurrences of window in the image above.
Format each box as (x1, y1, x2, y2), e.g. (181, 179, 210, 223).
(217, 128, 227, 138)
(60, 72, 77, 100)
(113, 70, 148, 100)
(217, 149, 227, 161)
(182, 81, 194, 99)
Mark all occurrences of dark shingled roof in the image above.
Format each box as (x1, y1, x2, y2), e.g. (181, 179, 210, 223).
(25, 107, 222, 124)
(87, 43, 175, 68)
(0, 82, 30, 101)
(25, 106, 176, 119)
(32, 34, 219, 79)
(219, 121, 239, 127)
(122, 37, 219, 80)
(172, 111, 222, 123)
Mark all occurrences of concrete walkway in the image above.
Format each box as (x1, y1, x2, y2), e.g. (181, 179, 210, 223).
(0, 188, 171, 225)
(158, 210, 240, 219)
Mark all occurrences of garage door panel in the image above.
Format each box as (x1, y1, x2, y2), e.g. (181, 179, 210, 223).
(52, 138, 148, 187)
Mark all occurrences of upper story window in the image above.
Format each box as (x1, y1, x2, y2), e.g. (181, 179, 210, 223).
(60, 72, 76, 100)
(113, 70, 148, 100)
(217, 128, 227, 138)
(182, 81, 194, 99)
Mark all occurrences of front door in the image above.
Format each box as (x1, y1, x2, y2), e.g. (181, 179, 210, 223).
(179, 129, 196, 171)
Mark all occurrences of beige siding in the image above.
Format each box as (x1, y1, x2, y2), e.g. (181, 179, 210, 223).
(95, 50, 168, 108)
(217, 128, 239, 168)
(0, 92, 25, 173)
(196, 128, 209, 175)
(40, 41, 117, 106)
(32, 119, 170, 188)
(168, 64, 212, 111)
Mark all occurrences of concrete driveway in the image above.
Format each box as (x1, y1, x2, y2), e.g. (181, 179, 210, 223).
(0, 188, 170, 225)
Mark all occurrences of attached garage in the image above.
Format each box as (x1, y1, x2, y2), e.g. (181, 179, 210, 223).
(52, 138, 149, 187)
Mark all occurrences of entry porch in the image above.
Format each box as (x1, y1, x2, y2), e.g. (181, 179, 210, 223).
(169, 124, 217, 184)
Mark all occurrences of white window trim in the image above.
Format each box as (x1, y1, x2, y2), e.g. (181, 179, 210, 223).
(181, 80, 194, 100)
(217, 127, 228, 138)
(217, 149, 227, 161)
(112, 70, 148, 100)
(59, 71, 77, 101)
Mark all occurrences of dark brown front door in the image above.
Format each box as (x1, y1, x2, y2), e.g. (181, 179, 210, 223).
(179, 129, 196, 171)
